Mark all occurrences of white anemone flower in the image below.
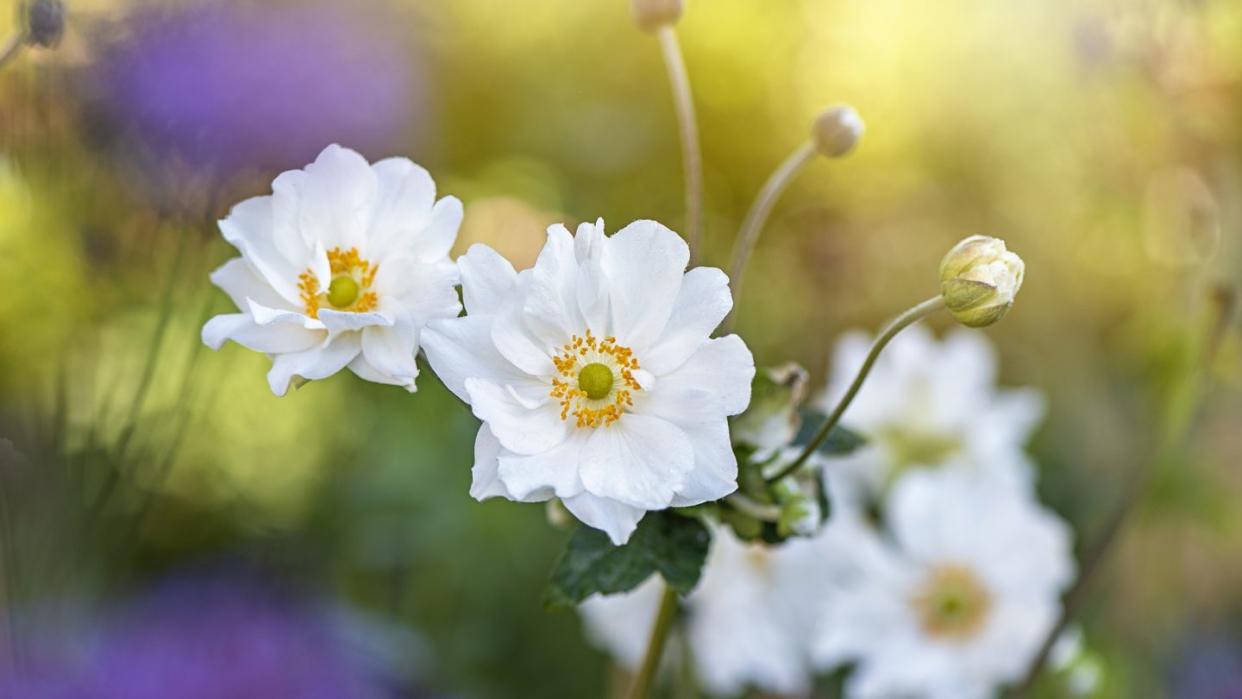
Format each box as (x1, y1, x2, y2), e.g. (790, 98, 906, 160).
(816, 325, 1044, 507)
(580, 527, 827, 696)
(422, 219, 754, 544)
(202, 145, 463, 396)
(813, 468, 1075, 699)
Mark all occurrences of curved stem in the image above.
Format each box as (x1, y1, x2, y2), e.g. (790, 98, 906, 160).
(627, 583, 679, 699)
(723, 142, 817, 333)
(766, 295, 944, 484)
(656, 27, 703, 265)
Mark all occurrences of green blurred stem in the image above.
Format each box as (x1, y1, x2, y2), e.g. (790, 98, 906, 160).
(0, 33, 24, 71)
(723, 142, 817, 333)
(627, 583, 679, 699)
(1007, 286, 1235, 697)
(725, 493, 781, 521)
(657, 26, 704, 266)
(766, 295, 944, 484)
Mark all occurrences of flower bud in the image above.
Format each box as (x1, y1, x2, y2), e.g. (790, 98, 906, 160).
(22, 0, 65, 48)
(939, 235, 1025, 328)
(631, 0, 683, 32)
(811, 104, 864, 158)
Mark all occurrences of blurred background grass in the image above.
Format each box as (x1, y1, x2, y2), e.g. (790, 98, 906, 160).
(0, 0, 1240, 696)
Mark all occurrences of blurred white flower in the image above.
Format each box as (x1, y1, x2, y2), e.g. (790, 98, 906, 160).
(580, 527, 827, 696)
(816, 325, 1044, 507)
(422, 220, 754, 544)
(202, 144, 462, 396)
(813, 468, 1074, 699)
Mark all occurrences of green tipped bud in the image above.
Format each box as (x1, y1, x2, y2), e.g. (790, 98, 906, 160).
(811, 104, 864, 158)
(939, 235, 1024, 328)
(631, 0, 683, 32)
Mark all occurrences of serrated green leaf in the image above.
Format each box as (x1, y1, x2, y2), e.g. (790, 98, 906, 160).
(543, 511, 711, 609)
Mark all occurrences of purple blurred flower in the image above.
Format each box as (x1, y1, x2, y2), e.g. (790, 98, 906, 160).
(1171, 632, 1242, 699)
(1, 572, 393, 699)
(96, 0, 423, 176)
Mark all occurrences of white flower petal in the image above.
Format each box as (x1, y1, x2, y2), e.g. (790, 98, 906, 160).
(424, 196, 464, 263)
(365, 156, 436, 258)
(246, 299, 324, 330)
(360, 321, 420, 387)
(561, 492, 647, 545)
(497, 431, 587, 500)
(465, 378, 569, 456)
(637, 335, 755, 423)
(641, 266, 732, 375)
(377, 259, 461, 324)
(490, 295, 556, 377)
(458, 244, 518, 316)
(208, 257, 296, 312)
(318, 309, 394, 334)
(266, 334, 361, 396)
(602, 220, 690, 352)
(669, 419, 738, 506)
(218, 195, 303, 305)
(470, 424, 512, 500)
(579, 414, 694, 510)
(294, 144, 378, 251)
(422, 316, 536, 405)
(347, 352, 415, 391)
(524, 225, 583, 339)
(201, 313, 321, 354)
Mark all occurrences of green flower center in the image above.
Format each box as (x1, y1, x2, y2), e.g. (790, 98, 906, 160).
(578, 362, 614, 401)
(327, 275, 360, 309)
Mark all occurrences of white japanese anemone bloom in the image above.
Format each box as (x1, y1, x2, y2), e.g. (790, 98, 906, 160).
(580, 526, 827, 696)
(816, 325, 1044, 507)
(422, 219, 754, 544)
(812, 468, 1074, 699)
(201, 144, 462, 396)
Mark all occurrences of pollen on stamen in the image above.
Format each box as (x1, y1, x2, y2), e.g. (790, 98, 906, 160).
(549, 331, 642, 428)
(298, 247, 379, 318)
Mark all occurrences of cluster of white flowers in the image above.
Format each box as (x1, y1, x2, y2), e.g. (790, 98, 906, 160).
(581, 329, 1076, 698)
(200, 144, 1066, 699)
(203, 145, 754, 544)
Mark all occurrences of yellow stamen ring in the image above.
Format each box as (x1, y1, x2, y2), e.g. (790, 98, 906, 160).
(550, 331, 641, 428)
(298, 247, 379, 318)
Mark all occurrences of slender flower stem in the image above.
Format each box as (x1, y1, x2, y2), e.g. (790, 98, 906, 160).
(656, 26, 704, 265)
(627, 583, 679, 699)
(766, 295, 945, 484)
(0, 33, 25, 71)
(723, 142, 817, 333)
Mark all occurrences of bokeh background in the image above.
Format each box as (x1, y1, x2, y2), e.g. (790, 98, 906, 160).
(0, 0, 1240, 696)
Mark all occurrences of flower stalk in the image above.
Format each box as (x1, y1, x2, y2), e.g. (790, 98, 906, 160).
(766, 295, 945, 484)
(627, 583, 680, 699)
(656, 26, 704, 265)
(724, 142, 816, 331)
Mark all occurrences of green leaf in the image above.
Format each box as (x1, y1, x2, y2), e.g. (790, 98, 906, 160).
(794, 408, 866, 456)
(544, 511, 711, 609)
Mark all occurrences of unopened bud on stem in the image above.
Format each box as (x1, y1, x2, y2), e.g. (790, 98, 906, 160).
(939, 235, 1025, 328)
(811, 104, 864, 157)
(631, 0, 683, 32)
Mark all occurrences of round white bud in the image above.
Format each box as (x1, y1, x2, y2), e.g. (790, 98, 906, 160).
(631, 0, 684, 33)
(939, 235, 1025, 328)
(811, 104, 864, 158)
